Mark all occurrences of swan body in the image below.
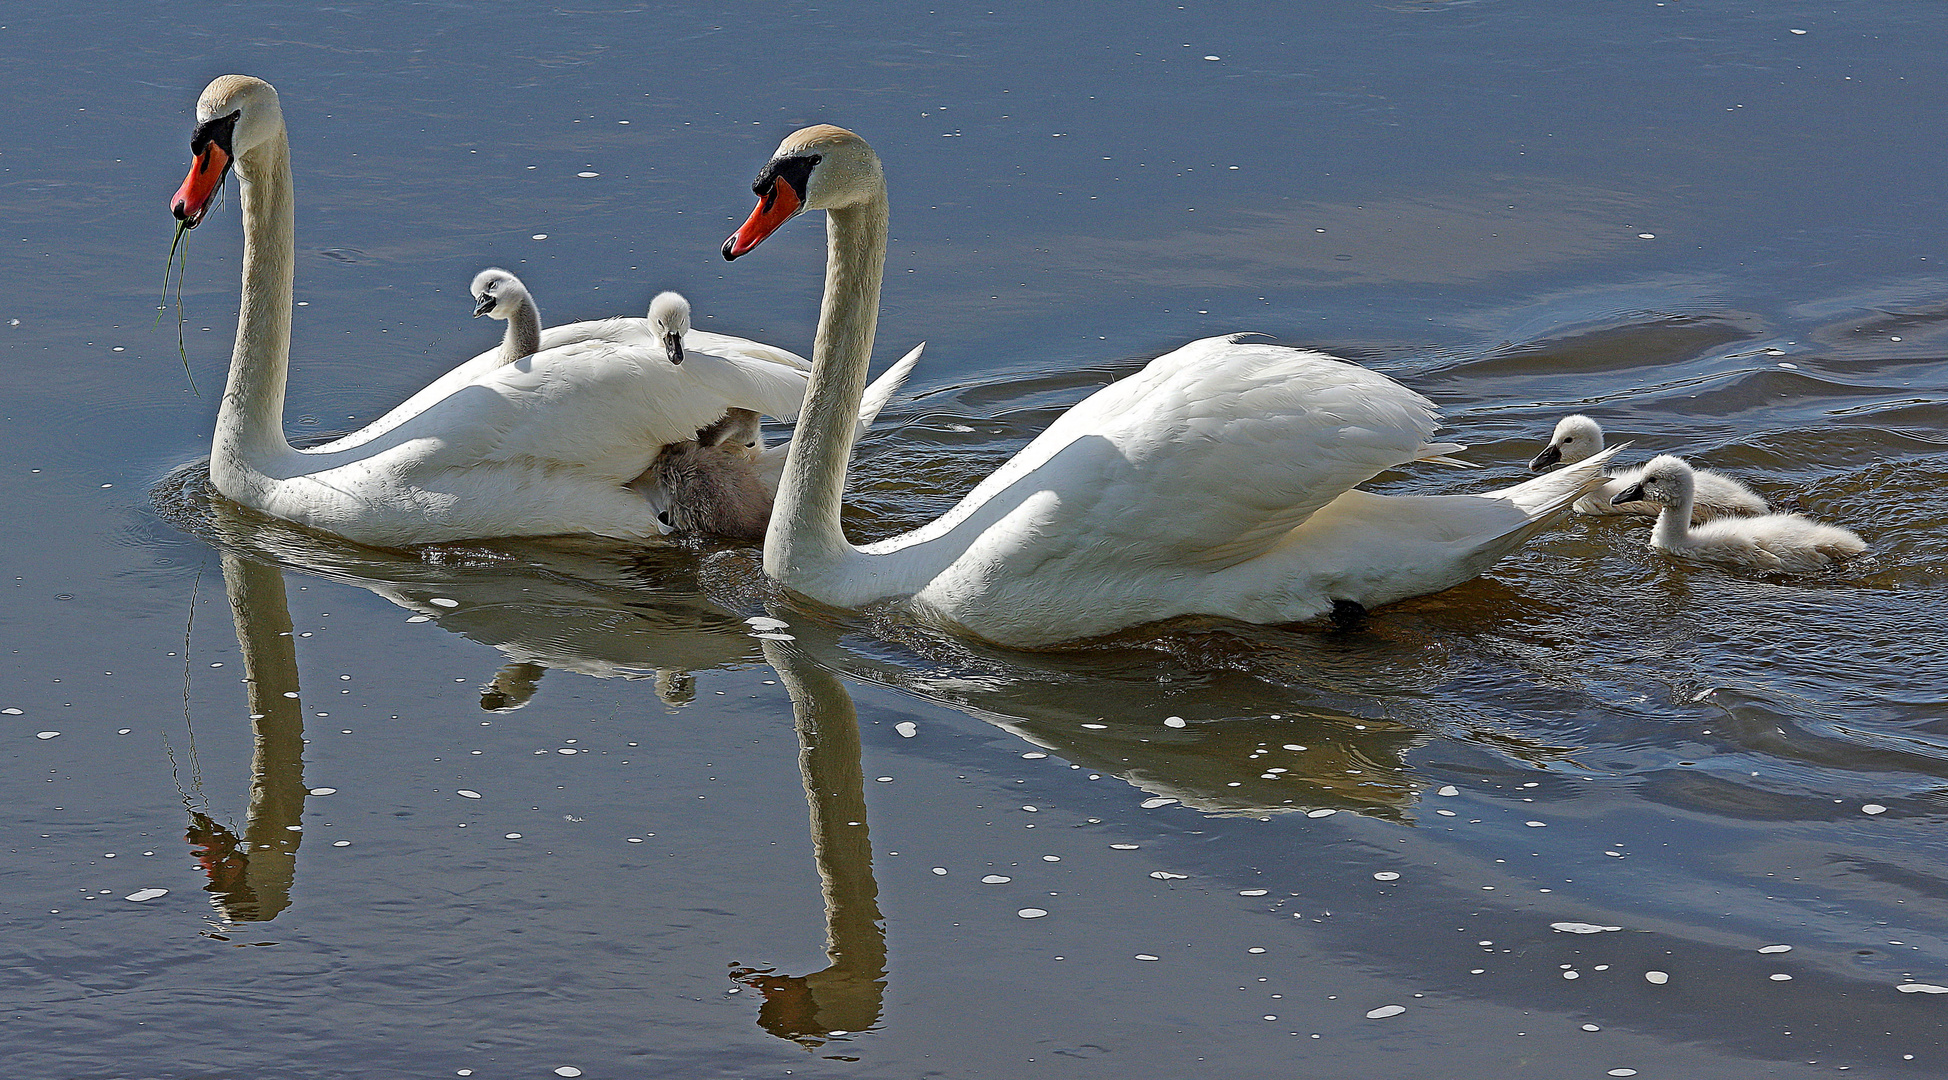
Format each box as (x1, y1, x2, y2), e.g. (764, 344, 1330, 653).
(1614, 455, 1865, 571)
(168, 75, 813, 547)
(721, 125, 1621, 647)
(1531, 414, 1766, 522)
(471, 268, 541, 365)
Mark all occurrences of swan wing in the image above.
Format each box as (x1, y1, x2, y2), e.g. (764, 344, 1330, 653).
(970, 337, 1454, 568)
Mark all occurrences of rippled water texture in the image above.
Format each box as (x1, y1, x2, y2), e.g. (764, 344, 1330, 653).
(5, 3, 1948, 1078)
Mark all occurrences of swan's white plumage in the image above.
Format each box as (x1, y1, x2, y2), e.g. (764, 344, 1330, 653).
(1620, 455, 1865, 572)
(1532, 414, 1766, 521)
(172, 76, 814, 547)
(727, 125, 1620, 646)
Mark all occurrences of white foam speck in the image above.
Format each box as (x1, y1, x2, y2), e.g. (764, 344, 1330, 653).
(1778, 361, 1798, 369)
(1373, 872, 1399, 881)
(577, 171, 600, 178)
(1239, 889, 1268, 896)
(1283, 743, 1307, 751)
(1150, 871, 1188, 880)
(1081, 723, 1107, 729)
(1758, 944, 1791, 954)
(1141, 797, 1178, 809)
(333, 840, 351, 847)
(1645, 971, 1669, 984)
(1306, 808, 1336, 818)
(555, 1069, 583, 1078)
(895, 722, 918, 738)
(1042, 856, 1061, 862)
(1134, 953, 1159, 961)
(1203, 55, 1220, 61)
(428, 597, 459, 608)
(982, 875, 1012, 884)
(406, 615, 431, 623)
(1163, 716, 1187, 728)
(1023, 752, 1047, 759)
(931, 867, 948, 876)
(1436, 785, 1459, 797)
(1862, 804, 1888, 815)
(504, 833, 522, 839)
(309, 787, 337, 796)
(1017, 907, 1048, 919)
(1109, 843, 1140, 850)
(35, 731, 60, 740)
(1789, 27, 1808, 34)
(1552, 922, 1622, 934)
(1637, 233, 1656, 239)
(457, 790, 482, 799)
(1563, 970, 1580, 980)
(1525, 820, 1547, 828)
(1607, 1071, 1639, 1078)
(1366, 1005, 1406, 1019)
(1769, 973, 1792, 981)
(745, 616, 789, 631)
(1022, 805, 1039, 812)
(532, 234, 548, 240)
(1897, 983, 1948, 993)
(557, 748, 578, 755)
(2, 708, 21, 715)
(755, 632, 796, 641)
(1248, 947, 1266, 954)
(1582, 1024, 1600, 1031)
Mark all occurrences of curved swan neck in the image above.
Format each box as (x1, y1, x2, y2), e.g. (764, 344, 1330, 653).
(765, 194, 889, 588)
(504, 301, 540, 364)
(212, 129, 297, 484)
(1653, 483, 1695, 547)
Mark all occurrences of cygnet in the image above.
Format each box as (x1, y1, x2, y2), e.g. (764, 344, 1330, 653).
(469, 268, 541, 365)
(1530, 414, 1766, 522)
(1613, 455, 1866, 572)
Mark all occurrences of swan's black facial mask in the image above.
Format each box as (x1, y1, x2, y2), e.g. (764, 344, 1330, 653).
(723, 153, 821, 260)
(172, 110, 241, 229)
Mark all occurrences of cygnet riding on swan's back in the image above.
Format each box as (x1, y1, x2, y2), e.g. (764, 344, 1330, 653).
(167, 74, 819, 547)
(470, 268, 540, 365)
(635, 290, 920, 540)
(1530, 414, 1766, 522)
(1612, 455, 1866, 572)
(719, 124, 1622, 647)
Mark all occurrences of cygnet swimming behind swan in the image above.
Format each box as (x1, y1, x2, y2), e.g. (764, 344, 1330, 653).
(1614, 455, 1865, 572)
(1530, 414, 1767, 522)
(470, 268, 541, 365)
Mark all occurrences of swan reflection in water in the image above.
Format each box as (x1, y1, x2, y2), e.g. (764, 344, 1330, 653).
(161, 465, 1572, 1039)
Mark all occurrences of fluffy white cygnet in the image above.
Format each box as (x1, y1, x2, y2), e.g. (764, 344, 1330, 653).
(1615, 455, 1866, 572)
(1530, 414, 1767, 522)
(470, 268, 541, 365)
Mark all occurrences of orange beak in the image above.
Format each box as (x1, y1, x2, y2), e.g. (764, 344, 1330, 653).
(171, 142, 231, 228)
(722, 181, 802, 260)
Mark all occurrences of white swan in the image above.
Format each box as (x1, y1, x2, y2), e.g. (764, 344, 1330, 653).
(635, 290, 921, 540)
(1530, 414, 1767, 522)
(1612, 455, 1866, 572)
(470, 268, 540, 365)
(167, 75, 814, 547)
(719, 125, 1621, 647)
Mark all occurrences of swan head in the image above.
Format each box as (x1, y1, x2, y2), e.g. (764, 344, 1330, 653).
(1528, 414, 1606, 471)
(722, 125, 882, 260)
(1611, 454, 1693, 507)
(171, 75, 285, 229)
(647, 290, 691, 364)
(469, 268, 531, 321)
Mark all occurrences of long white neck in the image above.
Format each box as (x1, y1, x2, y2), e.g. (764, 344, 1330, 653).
(764, 195, 888, 595)
(210, 129, 298, 495)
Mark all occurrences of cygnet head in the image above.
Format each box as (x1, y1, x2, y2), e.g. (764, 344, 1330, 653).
(1611, 454, 1694, 508)
(723, 125, 883, 260)
(1528, 414, 1606, 471)
(648, 290, 690, 364)
(470, 268, 531, 321)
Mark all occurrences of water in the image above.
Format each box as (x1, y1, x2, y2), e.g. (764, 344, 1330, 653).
(5, 2, 1948, 1077)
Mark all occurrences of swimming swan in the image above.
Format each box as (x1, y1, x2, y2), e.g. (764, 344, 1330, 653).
(719, 125, 1622, 647)
(638, 290, 921, 540)
(470, 268, 541, 365)
(1613, 455, 1866, 571)
(167, 75, 813, 546)
(1530, 414, 1766, 522)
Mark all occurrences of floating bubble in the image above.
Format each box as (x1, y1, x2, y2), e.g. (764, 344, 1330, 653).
(1552, 922, 1622, 934)
(982, 875, 1011, 884)
(457, 790, 482, 799)
(124, 888, 168, 902)
(1365, 1005, 1406, 1019)
(1645, 971, 1669, 984)
(895, 722, 918, 738)
(1017, 908, 1049, 919)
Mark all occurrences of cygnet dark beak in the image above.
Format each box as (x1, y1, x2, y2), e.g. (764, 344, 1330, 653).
(1528, 444, 1562, 472)
(663, 330, 684, 364)
(1611, 482, 1647, 506)
(473, 296, 495, 318)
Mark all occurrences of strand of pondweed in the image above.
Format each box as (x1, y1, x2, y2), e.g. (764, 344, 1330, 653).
(158, 220, 200, 397)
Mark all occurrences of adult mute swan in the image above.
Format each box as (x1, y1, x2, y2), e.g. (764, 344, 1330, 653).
(1612, 456, 1865, 571)
(719, 125, 1621, 647)
(471, 268, 541, 365)
(637, 290, 921, 540)
(167, 75, 813, 547)
(1530, 414, 1766, 522)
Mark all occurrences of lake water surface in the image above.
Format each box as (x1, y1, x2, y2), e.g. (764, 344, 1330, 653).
(5, 3, 1948, 1078)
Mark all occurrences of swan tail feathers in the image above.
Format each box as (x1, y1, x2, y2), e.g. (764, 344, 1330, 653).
(1492, 443, 1628, 519)
(855, 342, 923, 436)
(1417, 442, 1474, 468)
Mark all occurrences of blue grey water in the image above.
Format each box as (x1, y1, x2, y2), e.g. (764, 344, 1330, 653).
(4, 2, 1947, 1077)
